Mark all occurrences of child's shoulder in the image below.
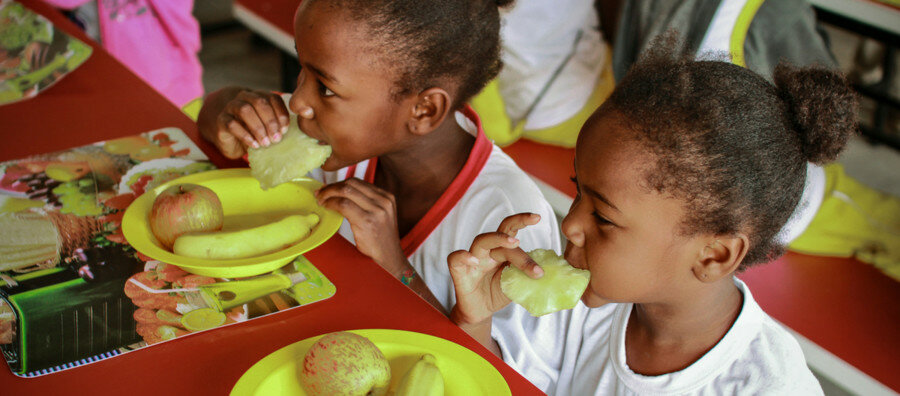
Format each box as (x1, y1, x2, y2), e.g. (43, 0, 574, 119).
(728, 282, 823, 394)
(463, 145, 555, 214)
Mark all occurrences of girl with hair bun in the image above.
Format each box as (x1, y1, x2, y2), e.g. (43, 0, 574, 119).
(198, 0, 561, 313)
(446, 38, 856, 394)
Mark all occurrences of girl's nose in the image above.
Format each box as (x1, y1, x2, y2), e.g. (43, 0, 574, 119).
(288, 90, 314, 119)
(561, 211, 584, 247)
(288, 70, 315, 119)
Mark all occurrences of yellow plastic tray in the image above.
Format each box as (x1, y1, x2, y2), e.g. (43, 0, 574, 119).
(121, 168, 342, 277)
(230, 329, 511, 396)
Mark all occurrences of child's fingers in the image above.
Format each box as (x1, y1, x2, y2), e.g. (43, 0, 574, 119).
(319, 196, 369, 223)
(497, 213, 541, 237)
(489, 247, 544, 279)
(219, 113, 259, 149)
(267, 95, 291, 136)
(470, 232, 519, 260)
(447, 250, 478, 272)
(233, 101, 273, 147)
(343, 178, 394, 202)
(252, 101, 283, 143)
(316, 181, 385, 213)
(214, 129, 246, 159)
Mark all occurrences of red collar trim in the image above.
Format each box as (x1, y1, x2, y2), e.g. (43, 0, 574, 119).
(364, 105, 492, 257)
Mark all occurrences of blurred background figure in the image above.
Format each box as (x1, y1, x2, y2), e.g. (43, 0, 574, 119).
(469, 0, 613, 147)
(604, 0, 900, 281)
(44, 0, 204, 107)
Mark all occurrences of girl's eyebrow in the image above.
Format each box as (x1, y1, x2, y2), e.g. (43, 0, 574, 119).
(307, 63, 339, 85)
(585, 186, 621, 213)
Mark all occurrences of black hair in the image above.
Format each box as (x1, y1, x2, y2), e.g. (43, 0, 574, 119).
(325, 0, 514, 108)
(603, 35, 858, 269)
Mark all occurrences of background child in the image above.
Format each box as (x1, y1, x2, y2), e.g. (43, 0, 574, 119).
(469, 0, 613, 147)
(606, 0, 900, 281)
(196, 0, 560, 313)
(44, 0, 204, 107)
(447, 38, 857, 394)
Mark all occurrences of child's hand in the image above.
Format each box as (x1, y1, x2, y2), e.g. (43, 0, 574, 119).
(448, 213, 544, 326)
(315, 178, 406, 268)
(197, 87, 291, 159)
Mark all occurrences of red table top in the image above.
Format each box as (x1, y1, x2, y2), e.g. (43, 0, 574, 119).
(0, 1, 542, 394)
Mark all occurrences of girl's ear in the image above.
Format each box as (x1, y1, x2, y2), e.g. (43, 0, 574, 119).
(691, 234, 749, 283)
(407, 87, 452, 136)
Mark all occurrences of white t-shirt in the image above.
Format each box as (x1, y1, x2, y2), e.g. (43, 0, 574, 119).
(498, 0, 607, 130)
(309, 107, 561, 311)
(491, 279, 823, 395)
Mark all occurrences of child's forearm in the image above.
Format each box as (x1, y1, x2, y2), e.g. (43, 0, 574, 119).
(380, 254, 448, 316)
(451, 307, 501, 357)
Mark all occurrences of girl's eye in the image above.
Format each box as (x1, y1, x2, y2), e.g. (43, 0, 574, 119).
(318, 81, 335, 97)
(592, 212, 613, 226)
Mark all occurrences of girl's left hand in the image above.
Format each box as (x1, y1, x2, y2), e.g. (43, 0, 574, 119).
(448, 213, 544, 326)
(315, 178, 405, 268)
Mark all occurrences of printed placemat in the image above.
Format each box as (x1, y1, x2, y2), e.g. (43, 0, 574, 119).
(0, 0, 93, 105)
(0, 128, 336, 377)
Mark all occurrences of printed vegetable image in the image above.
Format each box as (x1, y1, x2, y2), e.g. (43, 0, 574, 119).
(500, 249, 590, 316)
(247, 114, 331, 190)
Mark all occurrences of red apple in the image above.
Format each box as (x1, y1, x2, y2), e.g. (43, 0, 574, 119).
(148, 183, 224, 250)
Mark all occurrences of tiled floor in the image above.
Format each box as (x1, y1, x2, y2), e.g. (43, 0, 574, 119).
(193, 5, 895, 396)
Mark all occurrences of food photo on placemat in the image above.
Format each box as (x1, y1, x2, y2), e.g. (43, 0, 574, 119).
(0, 127, 340, 377)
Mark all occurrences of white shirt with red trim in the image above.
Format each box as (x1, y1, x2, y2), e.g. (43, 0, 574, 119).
(308, 107, 561, 311)
(491, 279, 823, 395)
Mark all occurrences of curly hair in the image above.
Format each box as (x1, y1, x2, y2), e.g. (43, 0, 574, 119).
(320, 0, 514, 109)
(603, 35, 858, 269)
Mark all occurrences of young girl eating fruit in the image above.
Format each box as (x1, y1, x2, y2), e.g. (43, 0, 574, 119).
(446, 38, 857, 394)
(197, 0, 559, 312)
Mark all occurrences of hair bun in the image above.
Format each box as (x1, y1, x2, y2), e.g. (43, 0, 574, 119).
(774, 63, 858, 164)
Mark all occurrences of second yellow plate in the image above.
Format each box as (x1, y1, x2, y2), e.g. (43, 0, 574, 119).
(230, 329, 511, 396)
(121, 168, 342, 277)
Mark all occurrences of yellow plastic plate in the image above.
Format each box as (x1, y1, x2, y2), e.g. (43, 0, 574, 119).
(121, 168, 342, 277)
(230, 329, 511, 396)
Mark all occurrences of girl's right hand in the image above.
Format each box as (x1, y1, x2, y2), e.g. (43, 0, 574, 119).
(197, 87, 291, 159)
(448, 213, 545, 326)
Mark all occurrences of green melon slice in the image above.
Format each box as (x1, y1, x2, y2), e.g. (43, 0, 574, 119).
(500, 249, 590, 316)
(247, 114, 331, 190)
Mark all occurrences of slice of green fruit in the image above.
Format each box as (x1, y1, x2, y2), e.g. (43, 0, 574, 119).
(180, 307, 226, 332)
(500, 249, 590, 316)
(247, 115, 331, 190)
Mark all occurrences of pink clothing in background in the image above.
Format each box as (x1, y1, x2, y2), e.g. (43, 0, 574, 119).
(44, 0, 203, 106)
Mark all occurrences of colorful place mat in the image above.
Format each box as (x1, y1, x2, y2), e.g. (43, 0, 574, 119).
(0, 128, 336, 377)
(0, 0, 92, 105)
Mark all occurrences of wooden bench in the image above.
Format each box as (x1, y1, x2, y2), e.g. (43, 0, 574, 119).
(503, 138, 900, 395)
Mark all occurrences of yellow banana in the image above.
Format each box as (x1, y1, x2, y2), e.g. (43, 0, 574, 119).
(172, 213, 319, 259)
(394, 353, 444, 396)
